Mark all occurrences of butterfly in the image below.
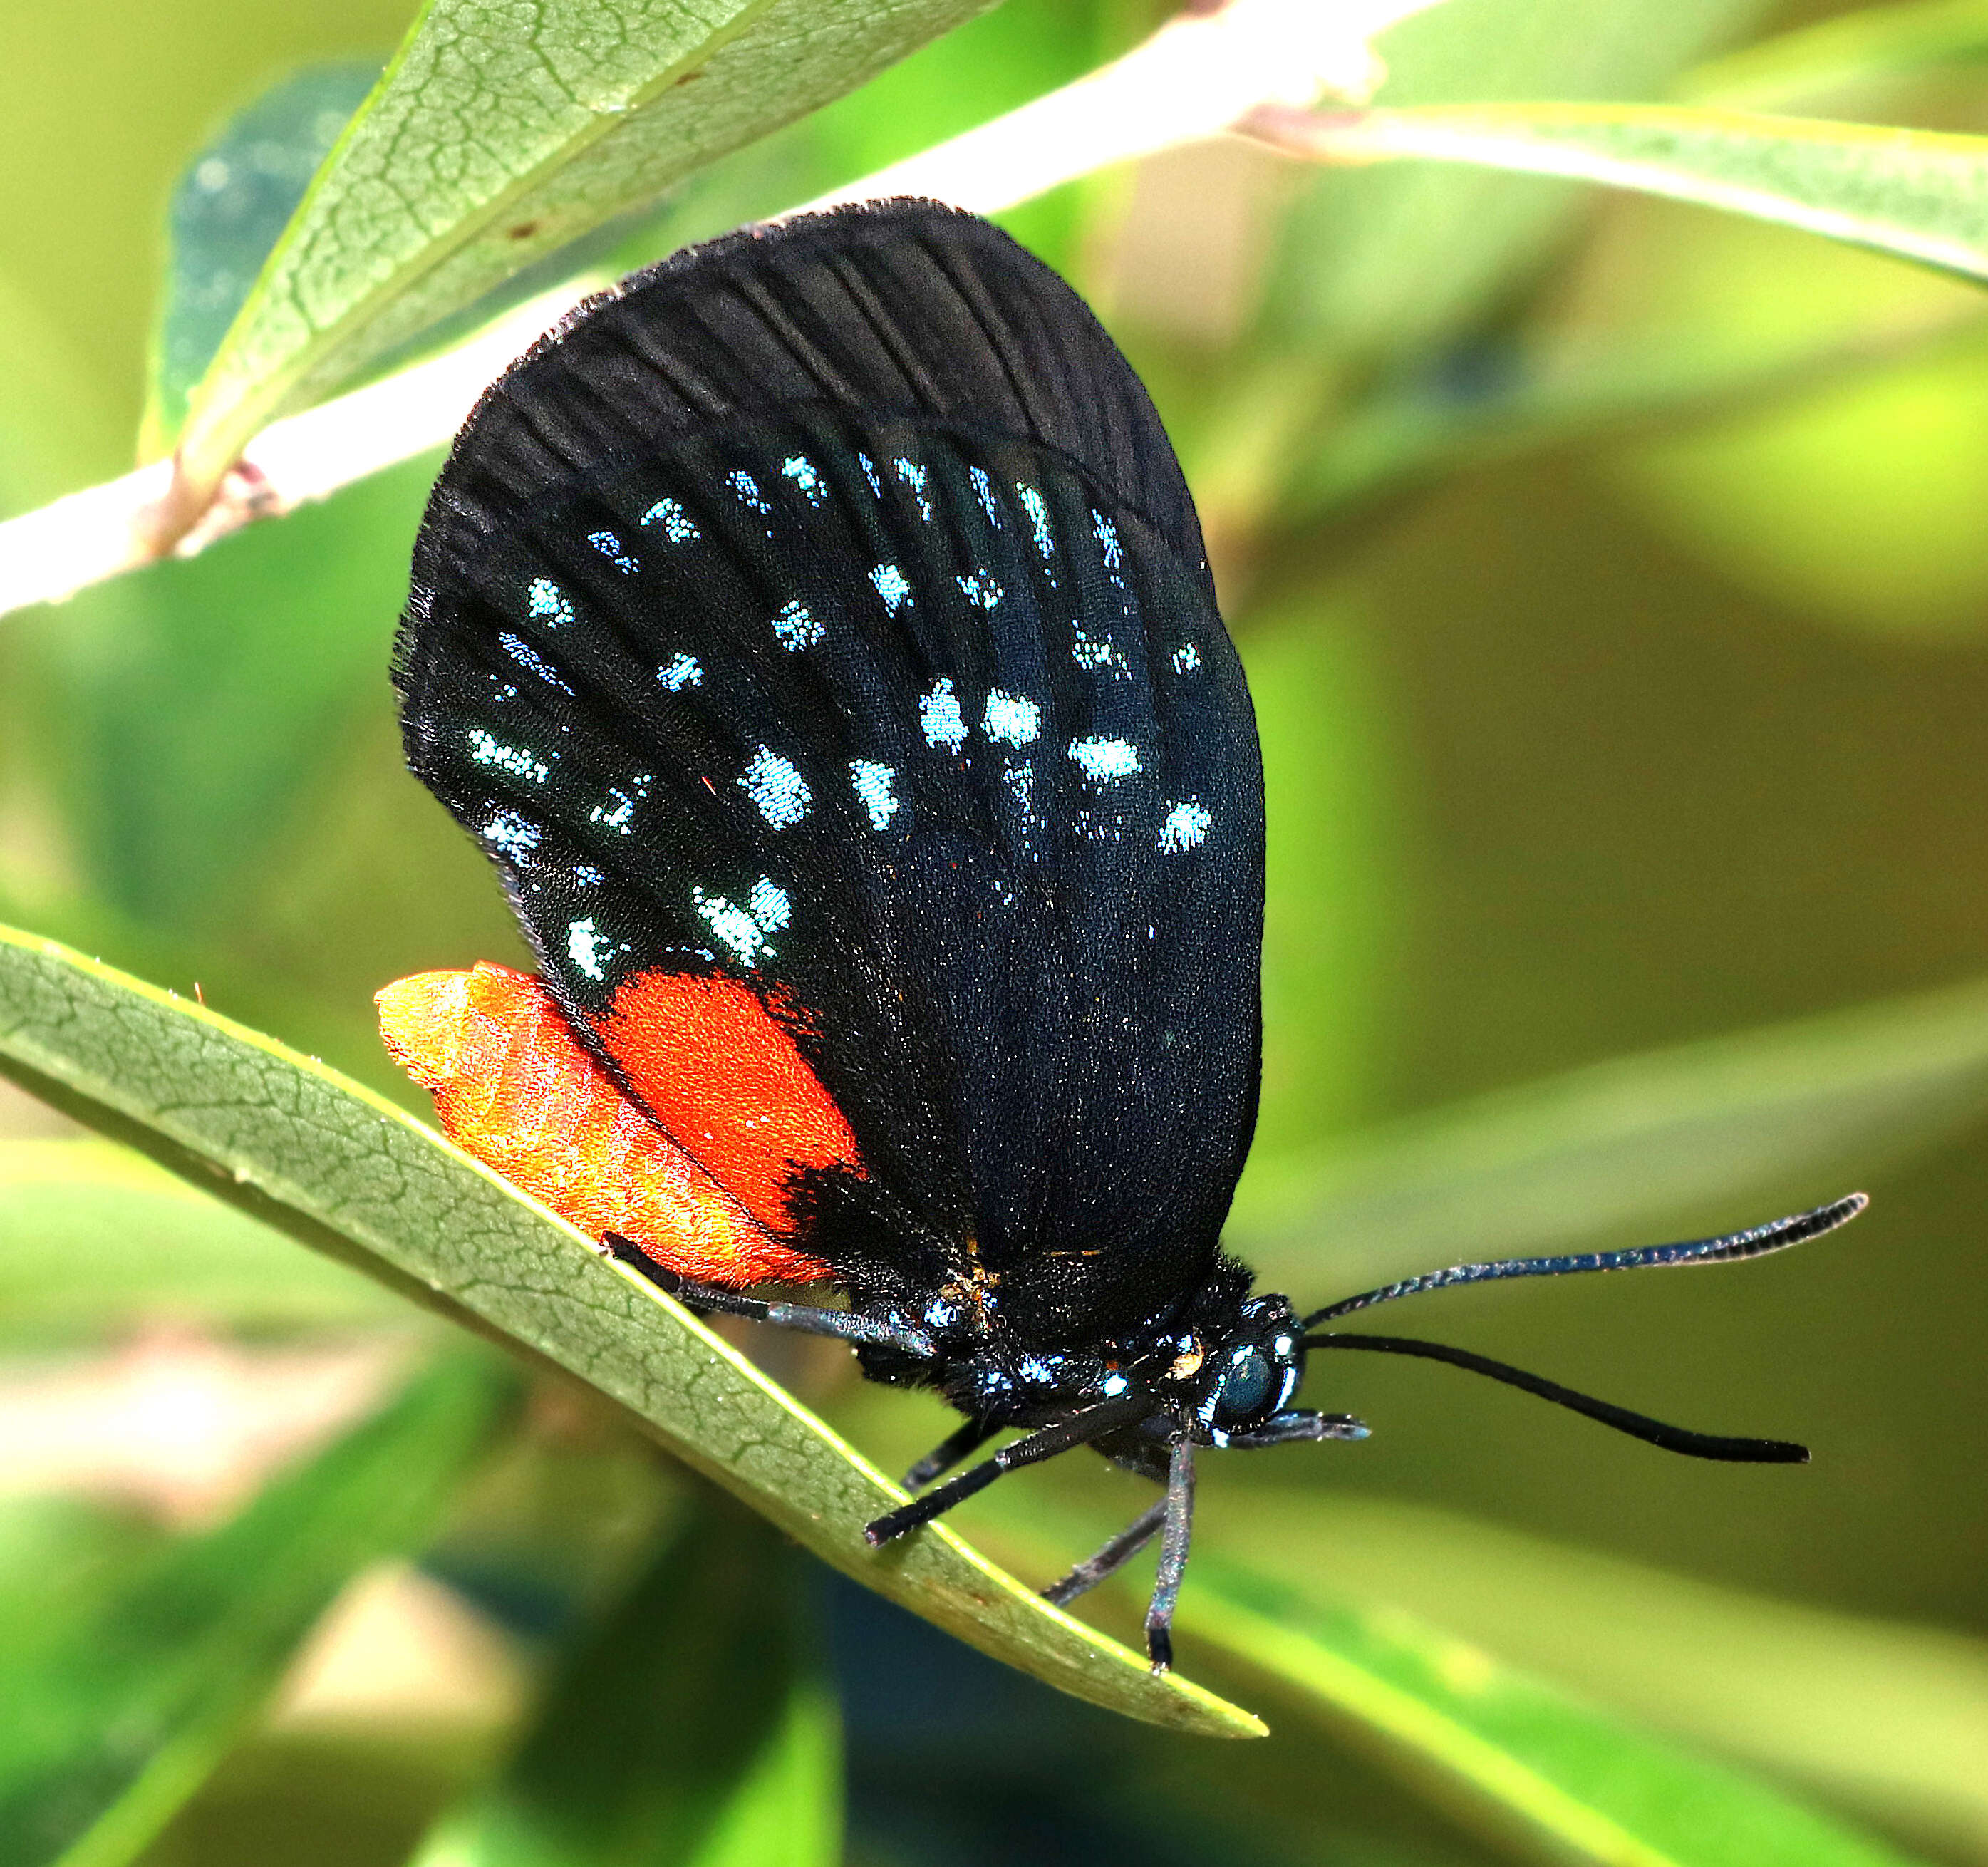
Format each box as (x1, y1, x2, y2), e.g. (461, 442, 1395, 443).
(378, 199, 1865, 1672)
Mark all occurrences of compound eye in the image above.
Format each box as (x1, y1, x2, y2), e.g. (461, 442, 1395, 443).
(1213, 1348, 1274, 1424)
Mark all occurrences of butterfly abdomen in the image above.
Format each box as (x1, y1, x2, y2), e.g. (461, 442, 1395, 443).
(377, 961, 832, 1285)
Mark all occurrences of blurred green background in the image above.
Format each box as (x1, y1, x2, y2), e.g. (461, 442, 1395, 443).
(3, 0, 1986, 1863)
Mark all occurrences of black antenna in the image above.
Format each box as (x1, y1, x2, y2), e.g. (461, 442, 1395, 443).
(1303, 1332, 1808, 1462)
(1300, 1194, 1865, 1330)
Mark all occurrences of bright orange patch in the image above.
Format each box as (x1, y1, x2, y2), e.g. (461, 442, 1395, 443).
(376, 963, 830, 1286)
(590, 969, 862, 1236)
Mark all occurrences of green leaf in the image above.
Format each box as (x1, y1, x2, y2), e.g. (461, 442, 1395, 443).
(1255, 103, 1988, 288)
(1260, 0, 1775, 363)
(1197, 1490, 1988, 1863)
(0, 1137, 402, 1343)
(1683, 0, 1988, 113)
(0, 923, 1260, 1739)
(172, 0, 1001, 499)
(410, 1496, 839, 1867)
(34, 449, 438, 934)
(1182, 1558, 1926, 1867)
(0, 1351, 514, 1867)
(1229, 973, 1988, 1295)
(141, 63, 380, 462)
(1282, 301, 1988, 524)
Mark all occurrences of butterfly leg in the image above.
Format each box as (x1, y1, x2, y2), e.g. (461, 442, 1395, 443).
(1042, 1497, 1167, 1608)
(1143, 1434, 1196, 1673)
(600, 1234, 936, 1357)
(864, 1394, 1154, 1546)
(904, 1417, 999, 1489)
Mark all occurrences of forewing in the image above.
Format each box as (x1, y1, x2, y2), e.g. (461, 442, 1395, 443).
(397, 204, 1264, 1343)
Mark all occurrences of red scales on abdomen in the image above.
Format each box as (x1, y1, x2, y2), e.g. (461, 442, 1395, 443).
(377, 962, 858, 1286)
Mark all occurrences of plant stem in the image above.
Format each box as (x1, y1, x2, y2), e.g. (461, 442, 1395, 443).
(0, 0, 1439, 622)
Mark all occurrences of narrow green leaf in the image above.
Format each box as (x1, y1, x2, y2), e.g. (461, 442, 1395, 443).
(1260, 0, 1775, 362)
(1283, 304, 1988, 524)
(0, 924, 1259, 1739)
(174, 0, 1000, 497)
(142, 63, 380, 462)
(1184, 1558, 1925, 1867)
(1254, 102, 1988, 286)
(1199, 1490, 1988, 1863)
(1683, 0, 1988, 113)
(0, 1138, 402, 1342)
(0, 1352, 513, 1867)
(410, 1496, 839, 1867)
(38, 449, 439, 934)
(1230, 973, 1988, 1295)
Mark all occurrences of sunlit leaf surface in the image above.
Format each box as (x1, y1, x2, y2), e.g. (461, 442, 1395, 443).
(1256, 103, 1988, 286)
(173, 0, 1001, 497)
(1184, 1557, 1925, 1867)
(1202, 1490, 1988, 1863)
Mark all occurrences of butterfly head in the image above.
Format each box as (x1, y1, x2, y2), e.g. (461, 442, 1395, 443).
(921, 1279, 1328, 1452)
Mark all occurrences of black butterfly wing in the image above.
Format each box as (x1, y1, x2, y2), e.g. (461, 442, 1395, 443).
(396, 201, 1264, 1349)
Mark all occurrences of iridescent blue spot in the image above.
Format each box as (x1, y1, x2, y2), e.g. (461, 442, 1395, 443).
(528, 578, 575, 627)
(588, 529, 638, 573)
(919, 679, 968, 754)
(1159, 799, 1212, 852)
(970, 465, 1002, 527)
(728, 469, 769, 514)
(1072, 624, 1126, 675)
(739, 747, 811, 828)
(894, 457, 931, 520)
(566, 916, 615, 981)
(640, 497, 699, 543)
(1019, 485, 1055, 565)
(589, 787, 636, 836)
(850, 760, 900, 830)
(1091, 510, 1123, 572)
(859, 452, 882, 498)
(981, 690, 1040, 748)
(499, 631, 574, 694)
(573, 864, 603, 887)
(1067, 736, 1141, 782)
(693, 881, 784, 964)
(781, 455, 827, 506)
(467, 729, 549, 784)
(1171, 642, 1202, 675)
(750, 875, 792, 933)
(658, 652, 703, 691)
(481, 810, 541, 857)
(956, 571, 1003, 611)
(772, 599, 824, 651)
(871, 563, 911, 615)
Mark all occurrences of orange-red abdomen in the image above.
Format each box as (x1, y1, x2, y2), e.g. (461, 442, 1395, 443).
(590, 969, 861, 1236)
(376, 963, 832, 1286)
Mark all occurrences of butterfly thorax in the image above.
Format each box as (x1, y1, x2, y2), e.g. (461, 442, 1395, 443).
(851, 1253, 1308, 1446)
